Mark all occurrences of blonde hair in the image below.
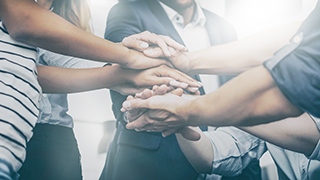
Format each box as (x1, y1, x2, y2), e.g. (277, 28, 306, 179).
(52, 0, 93, 33)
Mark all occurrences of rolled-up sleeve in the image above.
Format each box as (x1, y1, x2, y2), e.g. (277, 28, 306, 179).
(307, 115, 320, 161)
(204, 127, 267, 176)
(263, 1, 320, 118)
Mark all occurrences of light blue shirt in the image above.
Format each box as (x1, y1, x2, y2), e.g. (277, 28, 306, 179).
(205, 116, 320, 180)
(37, 48, 105, 128)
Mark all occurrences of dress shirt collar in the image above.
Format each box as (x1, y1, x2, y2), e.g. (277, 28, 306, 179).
(158, 0, 206, 28)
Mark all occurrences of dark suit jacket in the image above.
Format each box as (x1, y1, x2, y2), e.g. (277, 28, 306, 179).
(100, 1, 261, 180)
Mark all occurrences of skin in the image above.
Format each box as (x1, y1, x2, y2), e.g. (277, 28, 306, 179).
(127, 85, 319, 174)
(0, 0, 201, 94)
(38, 64, 200, 95)
(123, 66, 302, 132)
(143, 21, 302, 75)
(120, 20, 304, 134)
(0, 0, 187, 70)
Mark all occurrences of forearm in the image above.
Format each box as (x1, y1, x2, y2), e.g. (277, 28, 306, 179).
(0, 0, 130, 65)
(37, 65, 128, 93)
(188, 21, 302, 75)
(176, 127, 213, 174)
(182, 66, 303, 127)
(239, 113, 320, 156)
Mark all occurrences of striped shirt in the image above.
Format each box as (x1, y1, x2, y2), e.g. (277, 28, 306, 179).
(0, 21, 41, 174)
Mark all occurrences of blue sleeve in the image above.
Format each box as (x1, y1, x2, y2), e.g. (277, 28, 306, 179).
(105, 2, 144, 123)
(204, 127, 267, 176)
(263, 2, 320, 118)
(105, 2, 144, 42)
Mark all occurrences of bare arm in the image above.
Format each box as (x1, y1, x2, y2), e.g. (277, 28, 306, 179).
(0, 0, 186, 69)
(176, 127, 213, 174)
(143, 21, 302, 75)
(124, 66, 303, 131)
(239, 113, 320, 156)
(180, 66, 303, 127)
(187, 21, 302, 75)
(37, 64, 199, 94)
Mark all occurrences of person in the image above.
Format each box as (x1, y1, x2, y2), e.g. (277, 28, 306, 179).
(133, 85, 320, 179)
(100, 0, 261, 179)
(121, 1, 320, 134)
(0, 0, 199, 179)
(18, 0, 107, 179)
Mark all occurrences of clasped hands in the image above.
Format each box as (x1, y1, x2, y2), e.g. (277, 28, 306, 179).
(111, 31, 200, 95)
(118, 31, 202, 140)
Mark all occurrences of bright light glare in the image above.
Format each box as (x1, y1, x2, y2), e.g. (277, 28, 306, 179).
(225, 0, 302, 38)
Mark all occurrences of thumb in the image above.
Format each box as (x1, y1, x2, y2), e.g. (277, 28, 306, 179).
(122, 38, 149, 51)
(122, 98, 150, 111)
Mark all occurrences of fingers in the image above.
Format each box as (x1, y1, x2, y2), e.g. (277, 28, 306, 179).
(159, 35, 188, 52)
(121, 36, 149, 51)
(170, 88, 184, 96)
(162, 66, 201, 88)
(129, 31, 187, 57)
(153, 84, 168, 95)
(153, 66, 201, 89)
(140, 89, 153, 99)
(143, 47, 165, 58)
(135, 31, 171, 57)
(126, 114, 157, 130)
(185, 87, 201, 94)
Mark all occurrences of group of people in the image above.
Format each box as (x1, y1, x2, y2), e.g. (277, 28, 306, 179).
(0, 0, 319, 180)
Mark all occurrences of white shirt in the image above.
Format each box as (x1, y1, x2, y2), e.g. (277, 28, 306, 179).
(159, 1, 220, 94)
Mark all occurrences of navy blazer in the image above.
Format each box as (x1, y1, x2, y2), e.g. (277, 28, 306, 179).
(100, 1, 261, 180)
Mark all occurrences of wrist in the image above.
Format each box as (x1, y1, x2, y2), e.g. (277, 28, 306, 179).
(115, 44, 132, 67)
(176, 99, 197, 126)
(106, 64, 132, 86)
(187, 51, 201, 76)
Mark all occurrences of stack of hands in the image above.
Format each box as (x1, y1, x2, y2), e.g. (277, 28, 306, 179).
(117, 31, 203, 141)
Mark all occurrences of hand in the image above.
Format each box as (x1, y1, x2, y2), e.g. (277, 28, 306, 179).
(110, 65, 201, 95)
(122, 49, 171, 70)
(138, 46, 194, 74)
(122, 84, 201, 140)
(121, 31, 188, 57)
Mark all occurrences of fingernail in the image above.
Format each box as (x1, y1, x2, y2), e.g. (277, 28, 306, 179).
(140, 42, 149, 48)
(123, 101, 132, 110)
(165, 49, 171, 57)
(144, 49, 154, 55)
(170, 81, 179, 86)
(180, 82, 188, 88)
(190, 87, 199, 91)
(194, 82, 202, 87)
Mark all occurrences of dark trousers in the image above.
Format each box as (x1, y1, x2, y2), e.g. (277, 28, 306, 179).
(18, 124, 82, 180)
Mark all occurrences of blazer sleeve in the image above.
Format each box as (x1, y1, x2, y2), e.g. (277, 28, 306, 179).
(105, 2, 144, 42)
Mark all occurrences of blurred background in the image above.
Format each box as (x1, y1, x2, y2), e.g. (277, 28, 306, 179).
(68, 0, 318, 179)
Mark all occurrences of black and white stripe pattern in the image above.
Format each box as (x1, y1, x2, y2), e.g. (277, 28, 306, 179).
(0, 22, 41, 172)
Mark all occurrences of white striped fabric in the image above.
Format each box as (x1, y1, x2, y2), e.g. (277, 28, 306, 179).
(0, 21, 41, 173)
